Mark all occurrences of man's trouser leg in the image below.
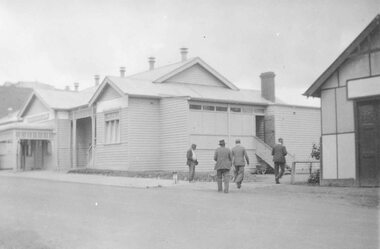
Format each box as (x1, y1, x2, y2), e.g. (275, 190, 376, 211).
(278, 163, 285, 179)
(235, 166, 244, 188)
(216, 170, 223, 192)
(222, 169, 230, 193)
(233, 167, 238, 182)
(189, 163, 195, 182)
(274, 163, 280, 182)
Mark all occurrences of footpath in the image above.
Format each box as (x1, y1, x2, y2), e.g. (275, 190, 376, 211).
(0, 169, 279, 189)
(0, 170, 184, 188)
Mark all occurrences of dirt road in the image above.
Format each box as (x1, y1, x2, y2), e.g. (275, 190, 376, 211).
(0, 176, 378, 249)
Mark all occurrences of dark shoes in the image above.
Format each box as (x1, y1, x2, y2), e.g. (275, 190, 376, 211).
(236, 183, 241, 189)
(275, 177, 280, 184)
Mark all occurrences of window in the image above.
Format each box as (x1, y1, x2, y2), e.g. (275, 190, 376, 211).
(230, 107, 241, 112)
(216, 106, 228, 112)
(105, 112, 120, 144)
(242, 106, 253, 113)
(203, 105, 215, 111)
(189, 104, 202, 110)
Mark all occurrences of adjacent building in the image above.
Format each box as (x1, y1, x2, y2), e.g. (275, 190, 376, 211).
(304, 15, 380, 187)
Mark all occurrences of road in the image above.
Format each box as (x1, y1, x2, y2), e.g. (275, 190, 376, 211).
(0, 176, 378, 249)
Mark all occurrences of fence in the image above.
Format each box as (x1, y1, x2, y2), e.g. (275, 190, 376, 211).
(290, 161, 320, 184)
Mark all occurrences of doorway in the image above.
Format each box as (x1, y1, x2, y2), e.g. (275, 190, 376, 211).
(19, 140, 50, 170)
(357, 99, 380, 186)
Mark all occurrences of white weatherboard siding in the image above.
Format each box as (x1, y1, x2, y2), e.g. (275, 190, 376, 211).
(0, 130, 14, 169)
(98, 84, 122, 101)
(273, 105, 321, 161)
(160, 97, 189, 171)
(94, 107, 129, 170)
(56, 119, 72, 169)
(164, 64, 226, 88)
(322, 134, 337, 179)
(127, 98, 160, 171)
(371, 51, 380, 75)
(337, 133, 356, 179)
(24, 97, 50, 116)
(189, 103, 258, 171)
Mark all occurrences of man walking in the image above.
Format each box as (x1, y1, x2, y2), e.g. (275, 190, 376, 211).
(186, 144, 198, 182)
(272, 138, 287, 184)
(232, 139, 249, 189)
(214, 140, 232, 193)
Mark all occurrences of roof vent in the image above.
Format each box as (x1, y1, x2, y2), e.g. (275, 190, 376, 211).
(120, 67, 126, 77)
(180, 48, 188, 62)
(148, 57, 155, 70)
(65, 85, 70, 91)
(74, 82, 79, 91)
(94, 75, 100, 86)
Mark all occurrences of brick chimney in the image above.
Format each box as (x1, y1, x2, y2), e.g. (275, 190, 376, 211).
(148, 57, 155, 70)
(180, 48, 188, 62)
(94, 75, 100, 86)
(120, 67, 126, 77)
(74, 82, 79, 91)
(260, 72, 275, 102)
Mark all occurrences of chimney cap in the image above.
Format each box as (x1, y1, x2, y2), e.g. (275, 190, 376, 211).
(260, 72, 276, 78)
(94, 75, 100, 86)
(180, 47, 188, 62)
(74, 82, 79, 91)
(120, 66, 126, 77)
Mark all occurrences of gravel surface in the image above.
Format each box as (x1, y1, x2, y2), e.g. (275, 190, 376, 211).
(0, 175, 378, 249)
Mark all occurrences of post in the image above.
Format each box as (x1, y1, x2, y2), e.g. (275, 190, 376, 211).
(72, 118, 77, 168)
(91, 109, 96, 168)
(291, 162, 296, 184)
(309, 162, 312, 175)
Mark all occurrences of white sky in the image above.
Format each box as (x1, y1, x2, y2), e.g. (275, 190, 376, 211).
(0, 0, 379, 107)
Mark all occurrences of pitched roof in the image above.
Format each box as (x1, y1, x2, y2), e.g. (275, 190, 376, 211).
(34, 87, 97, 109)
(304, 14, 380, 97)
(19, 86, 98, 117)
(90, 56, 270, 105)
(128, 57, 239, 90)
(106, 76, 270, 105)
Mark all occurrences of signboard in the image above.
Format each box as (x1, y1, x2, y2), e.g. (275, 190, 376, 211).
(347, 76, 380, 99)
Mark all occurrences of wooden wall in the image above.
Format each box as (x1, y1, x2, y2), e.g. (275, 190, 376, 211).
(159, 97, 189, 171)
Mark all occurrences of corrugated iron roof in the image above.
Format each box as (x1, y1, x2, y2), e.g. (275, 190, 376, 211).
(34, 86, 97, 110)
(107, 76, 271, 105)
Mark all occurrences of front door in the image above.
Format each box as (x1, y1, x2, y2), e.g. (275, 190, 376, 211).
(357, 100, 380, 186)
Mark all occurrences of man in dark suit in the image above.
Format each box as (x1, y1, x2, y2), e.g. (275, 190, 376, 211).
(186, 144, 198, 182)
(272, 138, 287, 184)
(232, 139, 249, 189)
(214, 140, 232, 193)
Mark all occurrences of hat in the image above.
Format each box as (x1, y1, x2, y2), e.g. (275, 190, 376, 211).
(219, 139, 225, 145)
